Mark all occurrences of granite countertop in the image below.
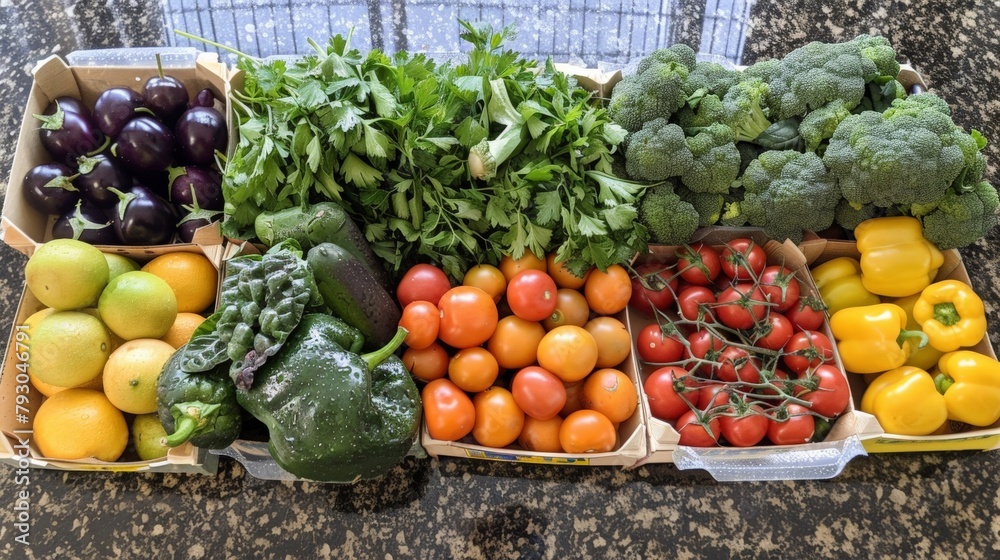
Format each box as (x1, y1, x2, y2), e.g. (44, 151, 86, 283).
(2, 1, 1000, 558)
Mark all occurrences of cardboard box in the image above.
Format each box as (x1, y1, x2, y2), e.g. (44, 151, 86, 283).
(1, 48, 228, 257)
(799, 238, 1000, 452)
(631, 229, 867, 480)
(0, 242, 225, 474)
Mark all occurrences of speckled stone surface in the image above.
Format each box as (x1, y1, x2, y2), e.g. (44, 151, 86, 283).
(1, 1, 1000, 559)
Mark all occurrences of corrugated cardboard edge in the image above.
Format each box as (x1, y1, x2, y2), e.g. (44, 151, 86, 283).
(0, 244, 224, 474)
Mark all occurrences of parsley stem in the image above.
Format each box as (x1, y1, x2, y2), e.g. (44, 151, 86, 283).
(174, 29, 255, 61)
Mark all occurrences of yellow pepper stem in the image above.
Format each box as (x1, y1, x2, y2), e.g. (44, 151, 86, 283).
(933, 302, 961, 326)
(898, 329, 929, 350)
(934, 373, 954, 394)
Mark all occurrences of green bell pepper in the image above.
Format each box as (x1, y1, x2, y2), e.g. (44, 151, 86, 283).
(156, 347, 242, 449)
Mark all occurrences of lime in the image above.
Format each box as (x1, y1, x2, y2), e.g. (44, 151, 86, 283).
(98, 271, 177, 340)
(28, 311, 112, 387)
(25, 239, 109, 310)
(132, 413, 171, 461)
(105, 254, 141, 281)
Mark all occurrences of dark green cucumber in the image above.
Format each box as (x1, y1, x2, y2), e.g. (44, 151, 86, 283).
(307, 242, 401, 351)
(254, 202, 391, 290)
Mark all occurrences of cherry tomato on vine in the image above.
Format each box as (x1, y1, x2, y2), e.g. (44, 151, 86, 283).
(795, 364, 851, 418)
(716, 345, 762, 384)
(559, 409, 617, 453)
(675, 409, 720, 447)
(511, 366, 567, 421)
(507, 269, 559, 322)
(753, 312, 794, 351)
(715, 283, 768, 330)
(720, 238, 766, 281)
(437, 286, 499, 348)
(399, 301, 440, 350)
(697, 381, 732, 410)
(635, 323, 685, 363)
(758, 368, 793, 398)
(422, 378, 476, 441)
(629, 263, 678, 316)
(767, 404, 816, 445)
(676, 285, 717, 322)
(397, 263, 451, 308)
(758, 265, 801, 312)
(782, 330, 835, 375)
(462, 264, 507, 303)
(785, 296, 828, 332)
(685, 329, 725, 376)
(719, 403, 769, 447)
(675, 243, 722, 286)
(643, 366, 701, 422)
(472, 387, 525, 448)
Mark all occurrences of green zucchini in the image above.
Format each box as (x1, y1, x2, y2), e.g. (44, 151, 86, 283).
(254, 202, 391, 290)
(307, 242, 401, 351)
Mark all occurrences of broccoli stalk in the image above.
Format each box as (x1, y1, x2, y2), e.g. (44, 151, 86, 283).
(468, 79, 528, 181)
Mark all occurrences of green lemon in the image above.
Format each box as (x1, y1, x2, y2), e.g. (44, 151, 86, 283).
(27, 311, 112, 387)
(98, 271, 178, 340)
(132, 413, 171, 461)
(104, 254, 141, 282)
(25, 239, 109, 310)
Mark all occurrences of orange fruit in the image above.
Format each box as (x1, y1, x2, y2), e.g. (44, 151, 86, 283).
(33, 389, 129, 461)
(160, 312, 206, 349)
(141, 252, 218, 313)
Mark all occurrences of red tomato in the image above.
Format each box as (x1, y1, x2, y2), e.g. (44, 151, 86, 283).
(785, 296, 828, 332)
(422, 378, 476, 441)
(635, 323, 685, 363)
(720, 238, 766, 281)
(675, 243, 722, 286)
(758, 367, 793, 398)
(767, 404, 816, 445)
(437, 286, 499, 348)
(511, 366, 568, 421)
(506, 269, 559, 322)
(675, 409, 720, 447)
(715, 283, 768, 330)
(719, 403, 769, 447)
(399, 301, 440, 350)
(643, 366, 701, 422)
(753, 312, 794, 351)
(685, 329, 725, 376)
(716, 345, 762, 384)
(629, 263, 678, 316)
(782, 330, 835, 375)
(795, 364, 851, 418)
(697, 381, 731, 410)
(472, 387, 525, 448)
(676, 285, 717, 322)
(758, 265, 801, 312)
(397, 264, 451, 307)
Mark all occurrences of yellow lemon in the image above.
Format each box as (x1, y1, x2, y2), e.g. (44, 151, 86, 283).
(25, 239, 109, 310)
(98, 271, 177, 340)
(141, 252, 218, 314)
(33, 389, 128, 462)
(131, 413, 171, 461)
(102, 339, 176, 415)
(30, 371, 104, 398)
(27, 311, 112, 387)
(104, 253, 140, 281)
(160, 312, 206, 349)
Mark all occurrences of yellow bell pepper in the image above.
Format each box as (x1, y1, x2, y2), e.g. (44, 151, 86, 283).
(829, 303, 929, 374)
(891, 294, 945, 370)
(935, 350, 1000, 426)
(860, 366, 948, 436)
(854, 216, 944, 297)
(912, 280, 987, 352)
(810, 257, 880, 316)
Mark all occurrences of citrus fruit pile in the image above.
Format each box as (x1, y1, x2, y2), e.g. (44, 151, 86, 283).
(21, 238, 216, 462)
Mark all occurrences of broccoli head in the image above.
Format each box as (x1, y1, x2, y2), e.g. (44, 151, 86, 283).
(823, 108, 969, 208)
(919, 181, 1000, 249)
(677, 185, 724, 226)
(799, 100, 855, 153)
(637, 44, 698, 75)
(740, 150, 841, 243)
(608, 61, 691, 132)
(834, 199, 882, 231)
(624, 118, 693, 181)
(675, 93, 726, 131)
(680, 123, 741, 195)
(721, 77, 773, 143)
(637, 181, 701, 245)
(685, 61, 741, 98)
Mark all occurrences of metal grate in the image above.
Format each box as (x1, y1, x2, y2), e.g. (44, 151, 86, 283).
(163, 0, 753, 67)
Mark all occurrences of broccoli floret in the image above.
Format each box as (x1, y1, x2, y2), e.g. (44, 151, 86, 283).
(823, 107, 969, 208)
(637, 182, 701, 245)
(720, 201, 748, 227)
(685, 61, 741, 98)
(721, 77, 773, 143)
(919, 181, 1000, 249)
(675, 93, 726, 131)
(853, 35, 902, 78)
(740, 150, 840, 243)
(680, 123, 741, 195)
(637, 44, 698, 75)
(800, 100, 855, 153)
(608, 61, 692, 133)
(624, 118, 693, 181)
(834, 199, 882, 231)
(882, 92, 952, 119)
(677, 185, 724, 226)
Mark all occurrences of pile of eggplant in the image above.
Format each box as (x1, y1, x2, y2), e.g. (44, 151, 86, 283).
(24, 60, 227, 245)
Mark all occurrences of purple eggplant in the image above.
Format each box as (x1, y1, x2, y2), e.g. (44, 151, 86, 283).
(109, 184, 177, 245)
(34, 102, 105, 166)
(23, 162, 81, 215)
(93, 87, 146, 138)
(167, 166, 223, 209)
(174, 107, 228, 166)
(114, 116, 174, 175)
(176, 210, 222, 243)
(189, 88, 217, 109)
(52, 200, 118, 245)
(143, 56, 189, 125)
(73, 152, 133, 208)
(46, 96, 90, 118)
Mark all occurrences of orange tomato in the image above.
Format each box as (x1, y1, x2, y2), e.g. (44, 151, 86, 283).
(472, 387, 525, 448)
(499, 251, 547, 282)
(403, 342, 450, 382)
(462, 264, 507, 303)
(559, 409, 618, 453)
(560, 380, 587, 418)
(399, 301, 440, 350)
(546, 252, 592, 289)
(422, 378, 476, 441)
(437, 286, 499, 348)
(583, 316, 632, 368)
(541, 288, 591, 331)
(584, 264, 632, 315)
(582, 368, 638, 423)
(510, 366, 567, 421)
(518, 415, 564, 453)
(487, 315, 546, 370)
(536, 325, 599, 383)
(448, 347, 500, 393)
